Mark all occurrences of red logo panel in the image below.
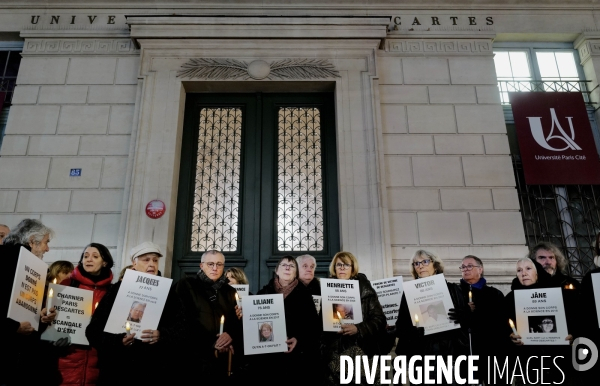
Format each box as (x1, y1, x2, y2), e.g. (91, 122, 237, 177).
(145, 200, 166, 219)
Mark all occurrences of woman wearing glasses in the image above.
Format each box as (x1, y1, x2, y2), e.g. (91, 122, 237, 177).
(250, 256, 321, 383)
(394, 250, 469, 384)
(321, 251, 387, 385)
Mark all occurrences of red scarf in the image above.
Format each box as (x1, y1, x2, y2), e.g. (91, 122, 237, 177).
(274, 277, 298, 299)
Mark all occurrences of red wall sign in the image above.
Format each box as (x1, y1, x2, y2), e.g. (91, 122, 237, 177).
(509, 92, 600, 185)
(145, 200, 166, 219)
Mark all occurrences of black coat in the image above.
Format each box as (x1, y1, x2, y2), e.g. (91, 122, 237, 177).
(303, 277, 322, 296)
(86, 281, 185, 386)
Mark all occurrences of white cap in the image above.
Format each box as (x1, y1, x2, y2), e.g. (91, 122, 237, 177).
(130, 241, 163, 261)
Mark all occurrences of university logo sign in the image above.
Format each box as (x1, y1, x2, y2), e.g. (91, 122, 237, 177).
(509, 92, 600, 185)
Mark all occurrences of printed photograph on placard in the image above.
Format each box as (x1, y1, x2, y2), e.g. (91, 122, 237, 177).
(320, 278, 363, 332)
(241, 294, 287, 355)
(513, 287, 569, 345)
(332, 303, 354, 321)
(419, 301, 448, 327)
(371, 277, 404, 326)
(258, 321, 274, 342)
(126, 301, 147, 323)
(41, 283, 93, 345)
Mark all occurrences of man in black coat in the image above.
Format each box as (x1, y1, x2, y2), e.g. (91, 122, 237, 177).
(175, 250, 242, 383)
(296, 254, 321, 296)
(530, 241, 580, 291)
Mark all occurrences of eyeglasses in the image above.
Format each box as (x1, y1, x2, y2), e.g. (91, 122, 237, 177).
(204, 262, 225, 269)
(459, 264, 481, 271)
(279, 263, 296, 270)
(541, 320, 553, 325)
(335, 263, 352, 270)
(413, 259, 431, 267)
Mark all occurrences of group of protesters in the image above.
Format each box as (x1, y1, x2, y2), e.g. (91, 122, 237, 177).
(1, 218, 600, 386)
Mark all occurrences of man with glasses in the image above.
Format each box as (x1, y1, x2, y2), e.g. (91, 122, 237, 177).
(176, 249, 242, 383)
(458, 255, 507, 382)
(296, 254, 321, 295)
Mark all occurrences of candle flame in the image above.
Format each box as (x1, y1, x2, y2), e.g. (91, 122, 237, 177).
(336, 311, 342, 320)
(53, 278, 57, 284)
(125, 322, 131, 330)
(509, 319, 515, 328)
(567, 284, 574, 290)
(414, 314, 419, 323)
(48, 288, 53, 297)
(95, 302, 99, 310)
(235, 293, 239, 300)
(220, 315, 225, 323)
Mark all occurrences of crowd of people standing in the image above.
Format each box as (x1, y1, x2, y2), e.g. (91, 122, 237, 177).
(1, 218, 599, 385)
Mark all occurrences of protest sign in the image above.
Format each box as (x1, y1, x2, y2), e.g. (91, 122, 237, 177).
(593, 273, 600, 328)
(312, 295, 322, 314)
(371, 277, 404, 326)
(41, 284, 93, 345)
(320, 278, 363, 332)
(231, 284, 249, 299)
(242, 294, 287, 355)
(104, 270, 172, 340)
(402, 274, 459, 335)
(7, 247, 48, 329)
(514, 287, 569, 345)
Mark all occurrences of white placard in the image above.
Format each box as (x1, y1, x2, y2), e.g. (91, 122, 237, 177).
(402, 274, 460, 336)
(593, 273, 600, 329)
(231, 284, 249, 299)
(241, 294, 288, 355)
(312, 295, 322, 314)
(103, 270, 172, 340)
(320, 278, 363, 332)
(371, 276, 404, 326)
(7, 247, 48, 329)
(41, 284, 93, 345)
(514, 287, 569, 345)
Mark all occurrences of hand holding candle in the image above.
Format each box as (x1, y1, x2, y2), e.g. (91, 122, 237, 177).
(509, 319, 518, 335)
(219, 315, 224, 335)
(468, 291, 472, 303)
(336, 311, 344, 326)
(47, 288, 54, 314)
(235, 293, 241, 308)
(125, 321, 131, 336)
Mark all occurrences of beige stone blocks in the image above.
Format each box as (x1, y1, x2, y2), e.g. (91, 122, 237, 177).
(47, 157, 103, 188)
(407, 105, 456, 133)
(412, 156, 463, 186)
(101, 157, 128, 188)
(11, 86, 39, 104)
(93, 214, 121, 247)
(383, 134, 433, 155)
(429, 86, 476, 104)
(41, 214, 95, 247)
(67, 58, 117, 85)
(0, 191, 18, 212)
(5, 105, 59, 135)
(378, 56, 402, 85)
(380, 104, 407, 133)
(483, 135, 511, 155)
(109, 105, 136, 134)
(58, 106, 110, 134)
(380, 85, 428, 104)
(403, 58, 449, 84)
(463, 156, 515, 187)
(418, 212, 471, 244)
(16, 191, 71, 212)
(0, 158, 50, 188)
(88, 85, 137, 104)
(492, 188, 521, 210)
(440, 188, 493, 210)
(470, 212, 525, 244)
(0, 136, 29, 156)
(383, 156, 412, 186)
(28, 135, 80, 156)
(17, 58, 69, 85)
(389, 212, 418, 244)
(116, 57, 140, 85)
(387, 188, 439, 210)
(476, 86, 502, 104)
(448, 57, 497, 85)
(455, 105, 506, 133)
(434, 135, 484, 155)
(70, 190, 123, 212)
(39, 86, 88, 104)
(80, 136, 131, 156)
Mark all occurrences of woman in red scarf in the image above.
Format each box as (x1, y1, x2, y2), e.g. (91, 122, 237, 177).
(58, 243, 114, 386)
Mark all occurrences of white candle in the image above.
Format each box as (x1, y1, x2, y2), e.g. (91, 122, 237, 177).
(468, 291, 472, 303)
(414, 314, 419, 327)
(53, 278, 57, 284)
(47, 288, 54, 313)
(336, 311, 344, 326)
(235, 293, 241, 308)
(125, 321, 131, 336)
(219, 315, 224, 335)
(509, 319, 518, 336)
(95, 302, 99, 311)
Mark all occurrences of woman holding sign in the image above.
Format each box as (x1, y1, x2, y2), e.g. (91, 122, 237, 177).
(321, 251, 387, 385)
(56, 243, 114, 386)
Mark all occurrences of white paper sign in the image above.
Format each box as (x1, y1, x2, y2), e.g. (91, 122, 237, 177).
(7, 247, 48, 329)
(41, 284, 93, 345)
(231, 284, 249, 299)
(104, 270, 172, 340)
(371, 276, 404, 326)
(312, 295, 322, 314)
(593, 273, 600, 329)
(241, 294, 288, 355)
(514, 287, 569, 345)
(320, 279, 363, 332)
(402, 274, 459, 336)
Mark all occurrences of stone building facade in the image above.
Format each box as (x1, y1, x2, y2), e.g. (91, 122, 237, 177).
(1, 1, 599, 292)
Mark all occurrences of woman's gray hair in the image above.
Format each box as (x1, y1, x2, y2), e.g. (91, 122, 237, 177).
(516, 256, 536, 271)
(3, 219, 54, 246)
(409, 249, 444, 279)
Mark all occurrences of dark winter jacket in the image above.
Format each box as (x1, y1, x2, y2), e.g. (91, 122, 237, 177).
(86, 280, 185, 385)
(549, 270, 580, 292)
(322, 273, 387, 357)
(303, 277, 322, 296)
(56, 266, 113, 386)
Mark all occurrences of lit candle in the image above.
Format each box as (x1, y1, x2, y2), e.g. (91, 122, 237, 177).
(508, 319, 518, 336)
(468, 291, 472, 303)
(414, 314, 419, 327)
(219, 315, 224, 335)
(53, 278, 57, 284)
(235, 293, 241, 308)
(566, 284, 574, 290)
(336, 311, 344, 326)
(95, 302, 99, 310)
(47, 288, 54, 313)
(125, 322, 131, 336)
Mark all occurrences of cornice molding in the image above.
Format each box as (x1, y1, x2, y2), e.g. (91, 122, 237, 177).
(22, 38, 139, 55)
(386, 38, 493, 55)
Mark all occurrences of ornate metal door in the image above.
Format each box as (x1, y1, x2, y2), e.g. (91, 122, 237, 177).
(173, 93, 339, 291)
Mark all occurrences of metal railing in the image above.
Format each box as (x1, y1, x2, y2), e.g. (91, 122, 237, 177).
(497, 80, 593, 105)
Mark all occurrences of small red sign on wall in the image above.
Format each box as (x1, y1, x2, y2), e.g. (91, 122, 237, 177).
(509, 92, 600, 185)
(145, 200, 166, 219)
